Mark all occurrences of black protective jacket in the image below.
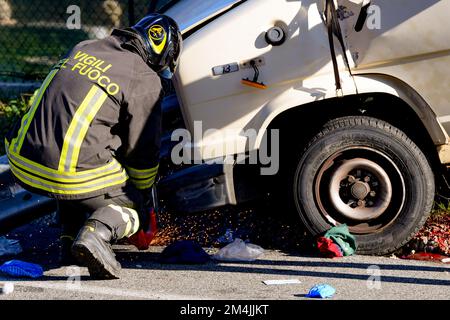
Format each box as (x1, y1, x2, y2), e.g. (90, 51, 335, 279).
(5, 29, 162, 200)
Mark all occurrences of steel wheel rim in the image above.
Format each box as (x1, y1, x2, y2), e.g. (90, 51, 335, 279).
(313, 146, 406, 234)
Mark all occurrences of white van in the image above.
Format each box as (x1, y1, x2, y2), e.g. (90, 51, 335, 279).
(159, 0, 450, 255)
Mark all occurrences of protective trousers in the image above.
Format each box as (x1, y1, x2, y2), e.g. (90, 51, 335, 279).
(58, 183, 144, 242)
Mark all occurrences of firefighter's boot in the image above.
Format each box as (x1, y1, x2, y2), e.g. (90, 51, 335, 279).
(71, 220, 120, 279)
(71, 205, 140, 280)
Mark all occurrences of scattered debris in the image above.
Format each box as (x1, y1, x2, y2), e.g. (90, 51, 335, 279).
(317, 237, 343, 258)
(216, 228, 235, 245)
(151, 204, 309, 252)
(305, 284, 336, 299)
(213, 238, 264, 262)
(316, 224, 357, 257)
(263, 279, 301, 285)
(403, 214, 450, 256)
(324, 224, 357, 256)
(0, 260, 44, 278)
(215, 227, 251, 245)
(402, 252, 450, 264)
(159, 240, 210, 264)
(0, 282, 14, 295)
(0, 237, 23, 257)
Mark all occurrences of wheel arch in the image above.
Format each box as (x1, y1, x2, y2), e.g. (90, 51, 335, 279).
(352, 73, 448, 146)
(255, 73, 447, 148)
(254, 74, 448, 173)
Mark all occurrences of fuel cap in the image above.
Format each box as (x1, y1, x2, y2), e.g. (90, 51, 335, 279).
(265, 26, 286, 46)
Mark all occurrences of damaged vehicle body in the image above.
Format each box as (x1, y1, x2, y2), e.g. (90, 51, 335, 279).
(1, 0, 449, 255)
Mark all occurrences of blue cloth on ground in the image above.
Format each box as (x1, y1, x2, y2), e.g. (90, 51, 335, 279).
(306, 284, 336, 298)
(0, 260, 44, 278)
(159, 240, 210, 264)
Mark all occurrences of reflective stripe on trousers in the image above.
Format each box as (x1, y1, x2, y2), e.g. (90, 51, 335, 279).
(89, 204, 140, 239)
(126, 164, 159, 190)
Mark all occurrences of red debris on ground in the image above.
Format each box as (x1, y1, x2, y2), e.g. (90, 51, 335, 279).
(403, 252, 450, 263)
(317, 236, 343, 258)
(401, 213, 450, 257)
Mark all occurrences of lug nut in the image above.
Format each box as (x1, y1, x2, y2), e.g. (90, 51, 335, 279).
(347, 175, 356, 183)
(370, 191, 376, 197)
(357, 200, 366, 207)
(364, 176, 370, 182)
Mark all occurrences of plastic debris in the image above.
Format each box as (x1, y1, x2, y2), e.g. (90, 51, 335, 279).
(0, 237, 23, 257)
(0, 282, 14, 295)
(263, 279, 301, 285)
(0, 260, 44, 278)
(216, 229, 235, 244)
(442, 258, 450, 263)
(159, 240, 210, 264)
(213, 238, 264, 262)
(306, 284, 336, 299)
(215, 228, 251, 245)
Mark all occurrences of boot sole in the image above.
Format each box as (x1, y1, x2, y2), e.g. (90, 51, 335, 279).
(72, 241, 121, 280)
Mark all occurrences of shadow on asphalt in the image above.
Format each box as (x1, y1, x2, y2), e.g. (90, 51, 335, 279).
(110, 251, 450, 287)
(2, 244, 449, 287)
(2, 211, 449, 287)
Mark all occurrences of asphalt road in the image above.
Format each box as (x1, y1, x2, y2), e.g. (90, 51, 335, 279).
(1, 245, 449, 300)
(0, 214, 449, 301)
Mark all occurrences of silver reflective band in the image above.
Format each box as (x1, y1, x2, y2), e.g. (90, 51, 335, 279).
(7, 146, 123, 183)
(9, 162, 128, 195)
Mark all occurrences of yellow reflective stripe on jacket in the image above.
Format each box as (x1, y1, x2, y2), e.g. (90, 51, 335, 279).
(9, 161, 128, 195)
(6, 150, 123, 184)
(59, 85, 108, 172)
(11, 68, 59, 153)
(125, 164, 159, 179)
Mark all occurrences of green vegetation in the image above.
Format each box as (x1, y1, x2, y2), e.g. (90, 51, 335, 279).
(433, 200, 450, 215)
(0, 26, 88, 81)
(0, 91, 35, 155)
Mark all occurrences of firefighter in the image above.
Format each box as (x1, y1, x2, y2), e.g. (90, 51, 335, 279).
(4, 14, 182, 279)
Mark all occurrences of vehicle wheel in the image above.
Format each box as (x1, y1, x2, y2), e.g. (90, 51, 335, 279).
(293, 116, 434, 255)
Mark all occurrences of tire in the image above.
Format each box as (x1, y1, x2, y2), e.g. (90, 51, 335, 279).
(293, 116, 434, 255)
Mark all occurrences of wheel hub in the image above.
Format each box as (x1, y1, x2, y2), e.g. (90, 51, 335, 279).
(350, 180, 371, 200)
(329, 158, 393, 221)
